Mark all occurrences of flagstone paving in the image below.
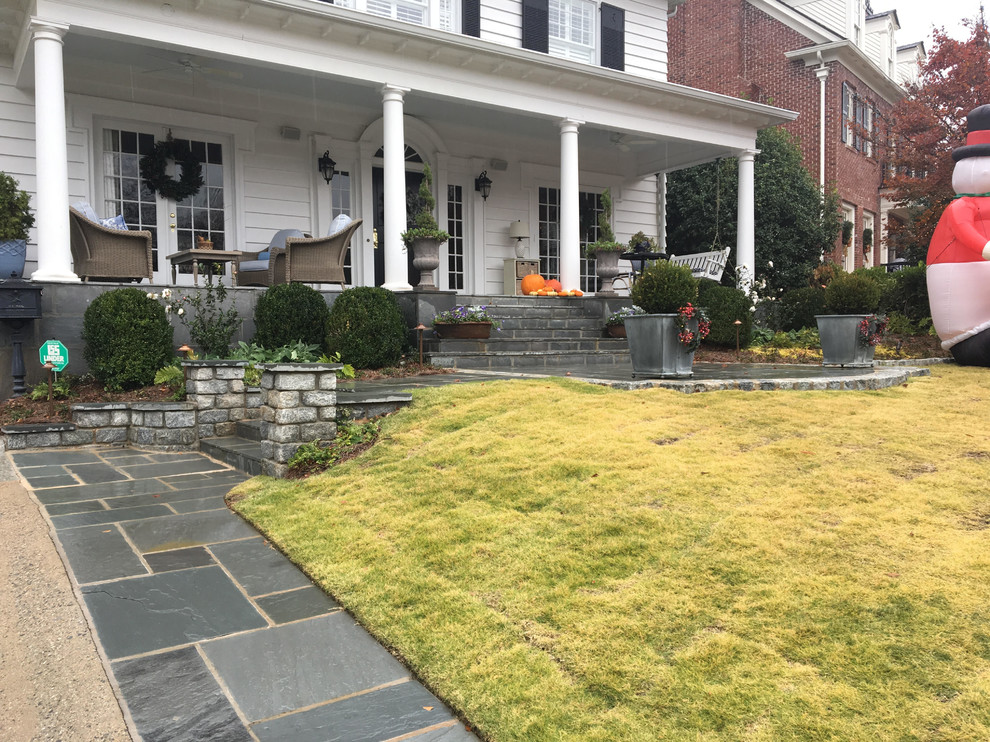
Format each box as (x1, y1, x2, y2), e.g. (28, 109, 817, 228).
(8, 447, 476, 742)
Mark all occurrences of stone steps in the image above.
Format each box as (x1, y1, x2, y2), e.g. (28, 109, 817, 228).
(426, 295, 630, 371)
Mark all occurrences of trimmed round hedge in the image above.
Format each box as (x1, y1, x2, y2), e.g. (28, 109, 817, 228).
(823, 272, 881, 314)
(631, 260, 697, 314)
(254, 283, 331, 352)
(697, 281, 752, 347)
(82, 288, 173, 390)
(325, 287, 407, 369)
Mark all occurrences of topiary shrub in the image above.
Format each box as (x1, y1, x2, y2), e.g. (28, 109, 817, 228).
(325, 287, 407, 369)
(697, 282, 752, 347)
(254, 283, 331, 352)
(778, 286, 826, 331)
(83, 288, 173, 390)
(631, 259, 697, 314)
(823, 271, 882, 314)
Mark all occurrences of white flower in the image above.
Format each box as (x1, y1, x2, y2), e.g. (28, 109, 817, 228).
(162, 288, 172, 299)
(767, 260, 774, 268)
(165, 305, 171, 314)
(147, 292, 155, 299)
(177, 308, 184, 316)
(749, 305, 757, 313)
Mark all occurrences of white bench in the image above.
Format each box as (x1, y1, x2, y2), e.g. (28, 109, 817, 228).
(669, 247, 730, 281)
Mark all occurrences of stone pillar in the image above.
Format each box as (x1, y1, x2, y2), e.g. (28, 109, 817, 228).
(259, 363, 340, 478)
(382, 85, 412, 291)
(31, 20, 78, 283)
(736, 149, 759, 292)
(559, 118, 583, 292)
(183, 360, 248, 439)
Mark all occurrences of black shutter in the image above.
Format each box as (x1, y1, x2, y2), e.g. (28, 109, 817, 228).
(600, 3, 625, 71)
(522, 0, 549, 53)
(463, 0, 481, 37)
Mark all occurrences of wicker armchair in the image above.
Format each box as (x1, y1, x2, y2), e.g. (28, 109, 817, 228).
(236, 218, 362, 289)
(68, 206, 153, 283)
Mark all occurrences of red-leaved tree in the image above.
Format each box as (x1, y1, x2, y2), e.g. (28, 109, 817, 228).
(886, 11, 990, 262)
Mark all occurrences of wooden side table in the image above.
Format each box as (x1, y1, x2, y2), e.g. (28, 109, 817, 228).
(168, 249, 244, 286)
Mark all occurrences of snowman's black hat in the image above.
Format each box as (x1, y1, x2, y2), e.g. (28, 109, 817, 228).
(952, 105, 990, 161)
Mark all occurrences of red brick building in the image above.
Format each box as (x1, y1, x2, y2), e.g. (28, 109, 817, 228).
(668, 0, 921, 270)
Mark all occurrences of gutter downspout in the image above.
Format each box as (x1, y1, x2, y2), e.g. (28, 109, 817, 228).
(815, 52, 829, 190)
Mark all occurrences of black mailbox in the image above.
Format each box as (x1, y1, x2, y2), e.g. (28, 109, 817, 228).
(0, 279, 43, 320)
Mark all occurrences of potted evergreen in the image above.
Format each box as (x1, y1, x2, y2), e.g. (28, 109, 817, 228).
(815, 271, 885, 367)
(626, 260, 708, 378)
(0, 172, 35, 279)
(583, 189, 625, 296)
(401, 163, 449, 292)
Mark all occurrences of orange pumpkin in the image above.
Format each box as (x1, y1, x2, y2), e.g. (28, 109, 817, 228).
(545, 278, 563, 292)
(572, 289, 584, 297)
(536, 288, 550, 296)
(520, 274, 546, 295)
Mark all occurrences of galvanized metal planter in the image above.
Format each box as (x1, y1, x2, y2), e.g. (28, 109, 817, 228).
(0, 239, 27, 279)
(815, 314, 876, 368)
(624, 313, 696, 378)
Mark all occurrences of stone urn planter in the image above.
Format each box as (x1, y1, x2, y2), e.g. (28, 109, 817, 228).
(624, 314, 697, 378)
(815, 314, 877, 367)
(410, 237, 441, 291)
(433, 322, 492, 339)
(593, 249, 621, 296)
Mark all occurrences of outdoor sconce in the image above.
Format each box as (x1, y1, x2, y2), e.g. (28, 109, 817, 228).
(475, 170, 492, 201)
(318, 150, 337, 184)
(509, 220, 529, 258)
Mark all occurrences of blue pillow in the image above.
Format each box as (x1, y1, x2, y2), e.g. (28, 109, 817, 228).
(73, 201, 100, 222)
(99, 214, 128, 231)
(257, 251, 269, 261)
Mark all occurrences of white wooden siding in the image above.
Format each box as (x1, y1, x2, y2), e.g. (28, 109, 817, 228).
(613, 175, 657, 243)
(786, 0, 846, 37)
(482, 0, 523, 48)
(623, 0, 668, 81)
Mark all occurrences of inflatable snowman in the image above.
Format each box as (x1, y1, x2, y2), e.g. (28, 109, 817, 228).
(927, 104, 990, 366)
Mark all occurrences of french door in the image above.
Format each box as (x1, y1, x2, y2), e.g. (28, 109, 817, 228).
(100, 125, 230, 285)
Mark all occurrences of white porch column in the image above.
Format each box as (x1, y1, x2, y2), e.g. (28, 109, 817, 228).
(31, 20, 78, 283)
(559, 118, 583, 290)
(736, 148, 759, 291)
(381, 84, 412, 291)
(815, 63, 830, 189)
(656, 172, 667, 253)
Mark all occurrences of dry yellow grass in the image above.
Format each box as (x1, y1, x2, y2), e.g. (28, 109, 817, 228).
(232, 366, 990, 741)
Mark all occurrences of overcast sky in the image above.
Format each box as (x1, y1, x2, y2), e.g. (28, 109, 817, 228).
(882, 0, 985, 45)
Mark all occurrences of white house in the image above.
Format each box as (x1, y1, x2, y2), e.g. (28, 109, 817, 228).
(3, 0, 795, 294)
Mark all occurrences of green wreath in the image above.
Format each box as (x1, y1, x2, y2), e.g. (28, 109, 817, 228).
(139, 135, 204, 202)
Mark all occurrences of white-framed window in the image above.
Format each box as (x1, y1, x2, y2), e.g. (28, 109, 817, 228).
(548, 0, 596, 64)
(335, 0, 454, 30)
(842, 83, 873, 157)
(862, 211, 875, 269)
(842, 203, 856, 272)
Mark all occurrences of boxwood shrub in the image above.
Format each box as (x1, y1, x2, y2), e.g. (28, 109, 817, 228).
(325, 287, 407, 369)
(630, 260, 697, 314)
(697, 281, 752, 347)
(778, 286, 826, 331)
(254, 283, 331, 352)
(823, 271, 881, 314)
(82, 288, 173, 390)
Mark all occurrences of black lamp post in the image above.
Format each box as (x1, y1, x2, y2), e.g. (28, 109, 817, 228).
(475, 170, 492, 201)
(318, 150, 336, 184)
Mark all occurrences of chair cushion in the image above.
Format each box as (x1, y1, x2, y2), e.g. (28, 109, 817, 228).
(268, 229, 306, 250)
(329, 214, 352, 236)
(100, 214, 128, 230)
(238, 260, 270, 272)
(72, 201, 100, 222)
(256, 251, 269, 261)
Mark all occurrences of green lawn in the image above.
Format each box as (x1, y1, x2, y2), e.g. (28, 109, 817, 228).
(231, 366, 990, 741)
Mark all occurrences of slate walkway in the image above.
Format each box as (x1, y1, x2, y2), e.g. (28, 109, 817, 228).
(7, 447, 476, 742)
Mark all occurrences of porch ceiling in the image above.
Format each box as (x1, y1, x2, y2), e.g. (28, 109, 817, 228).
(20, 0, 795, 177)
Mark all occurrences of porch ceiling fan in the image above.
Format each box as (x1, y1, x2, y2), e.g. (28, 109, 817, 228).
(610, 133, 654, 152)
(141, 55, 243, 80)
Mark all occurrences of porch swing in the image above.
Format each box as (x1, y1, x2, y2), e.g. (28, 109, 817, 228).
(667, 157, 732, 282)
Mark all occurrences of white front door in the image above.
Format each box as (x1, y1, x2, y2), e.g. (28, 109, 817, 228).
(99, 125, 231, 285)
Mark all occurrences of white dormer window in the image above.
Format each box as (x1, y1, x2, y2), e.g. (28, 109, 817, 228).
(852, 0, 863, 46)
(548, 0, 596, 64)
